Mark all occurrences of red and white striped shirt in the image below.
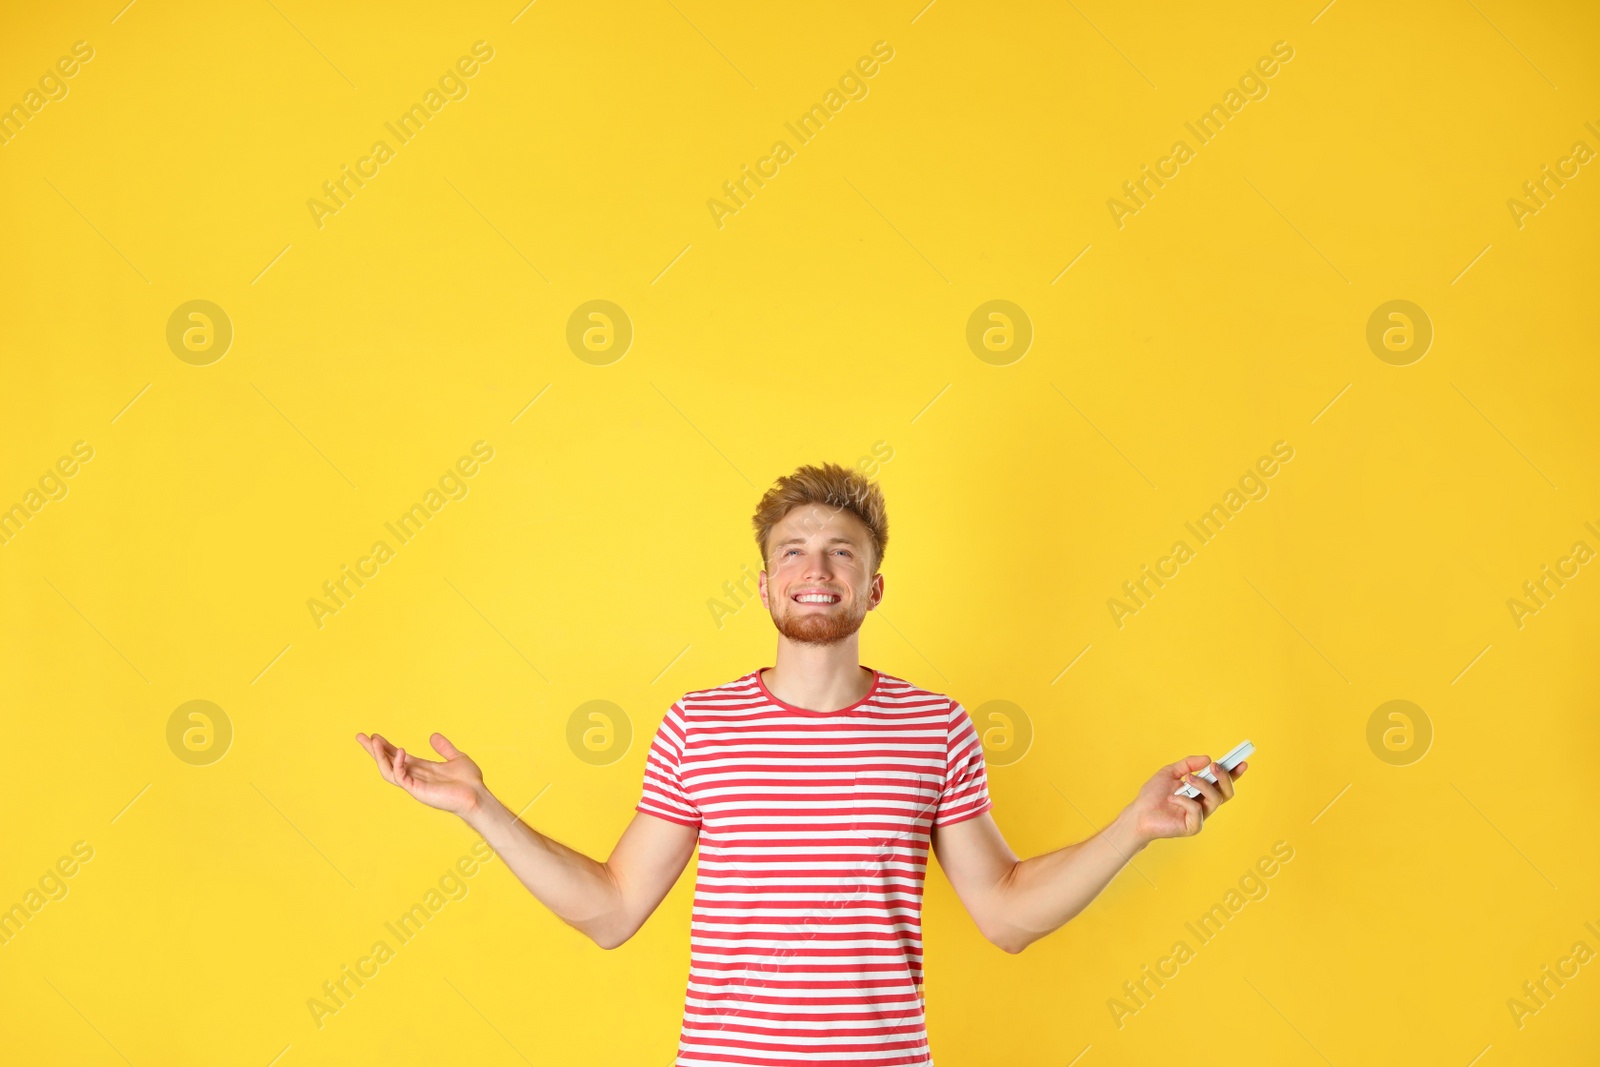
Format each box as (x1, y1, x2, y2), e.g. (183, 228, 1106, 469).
(636, 665, 994, 1067)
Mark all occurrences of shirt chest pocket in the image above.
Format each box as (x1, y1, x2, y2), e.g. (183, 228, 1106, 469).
(851, 771, 941, 846)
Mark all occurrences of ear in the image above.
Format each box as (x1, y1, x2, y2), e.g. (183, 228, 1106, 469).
(756, 569, 769, 609)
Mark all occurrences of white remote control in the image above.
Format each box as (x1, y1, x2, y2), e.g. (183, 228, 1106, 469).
(1174, 739, 1254, 798)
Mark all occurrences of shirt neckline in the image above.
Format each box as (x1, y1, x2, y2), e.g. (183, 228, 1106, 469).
(754, 665, 882, 715)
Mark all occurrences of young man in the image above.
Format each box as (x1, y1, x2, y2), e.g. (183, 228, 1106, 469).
(357, 462, 1246, 1066)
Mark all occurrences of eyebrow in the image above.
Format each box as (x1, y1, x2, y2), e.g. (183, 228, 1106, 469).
(773, 536, 858, 548)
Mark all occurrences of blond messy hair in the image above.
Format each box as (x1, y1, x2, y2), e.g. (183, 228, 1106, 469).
(752, 462, 889, 575)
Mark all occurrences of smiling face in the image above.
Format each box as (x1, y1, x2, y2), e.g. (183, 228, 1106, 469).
(758, 503, 883, 647)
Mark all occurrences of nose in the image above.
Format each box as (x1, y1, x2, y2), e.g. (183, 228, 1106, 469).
(804, 553, 836, 581)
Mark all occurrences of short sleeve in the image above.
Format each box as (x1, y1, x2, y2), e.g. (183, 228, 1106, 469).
(635, 702, 702, 829)
(934, 699, 994, 827)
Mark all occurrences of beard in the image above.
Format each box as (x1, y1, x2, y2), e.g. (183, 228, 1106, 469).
(770, 594, 870, 646)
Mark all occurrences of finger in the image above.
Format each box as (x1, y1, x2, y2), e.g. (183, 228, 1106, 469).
(1172, 754, 1212, 779)
(363, 736, 395, 781)
(1185, 770, 1225, 812)
(1171, 794, 1204, 833)
(368, 734, 399, 780)
(1232, 761, 1248, 780)
(394, 746, 431, 787)
(1213, 762, 1236, 801)
(431, 732, 461, 760)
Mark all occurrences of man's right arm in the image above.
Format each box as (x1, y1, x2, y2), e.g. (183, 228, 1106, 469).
(357, 730, 697, 950)
(467, 792, 697, 949)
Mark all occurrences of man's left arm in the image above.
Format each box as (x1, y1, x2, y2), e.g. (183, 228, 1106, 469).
(930, 753, 1247, 954)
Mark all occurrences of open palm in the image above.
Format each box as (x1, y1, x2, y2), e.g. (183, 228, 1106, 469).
(356, 731, 485, 816)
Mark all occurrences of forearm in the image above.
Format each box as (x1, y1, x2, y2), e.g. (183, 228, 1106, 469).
(462, 788, 628, 947)
(991, 807, 1148, 953)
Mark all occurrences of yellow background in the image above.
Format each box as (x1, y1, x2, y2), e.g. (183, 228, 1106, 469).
(2, 1, 1597, 1064)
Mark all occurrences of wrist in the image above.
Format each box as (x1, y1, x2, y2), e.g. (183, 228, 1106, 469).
(460, 784, 499, 831)
(1109, 804, 1151, 855)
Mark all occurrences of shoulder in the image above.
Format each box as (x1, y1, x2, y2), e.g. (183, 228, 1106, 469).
(872, 669, 949, 704)
(669, 669, 765, 723)
(869, 670, 966, 727)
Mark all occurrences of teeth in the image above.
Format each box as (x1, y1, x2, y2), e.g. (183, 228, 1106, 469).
(795, 594, 838, 603)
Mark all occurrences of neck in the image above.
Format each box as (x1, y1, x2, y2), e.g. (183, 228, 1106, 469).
(763, 637, 872, 712)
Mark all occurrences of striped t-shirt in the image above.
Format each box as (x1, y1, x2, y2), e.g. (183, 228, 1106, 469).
(635, 665, 994, 1067)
